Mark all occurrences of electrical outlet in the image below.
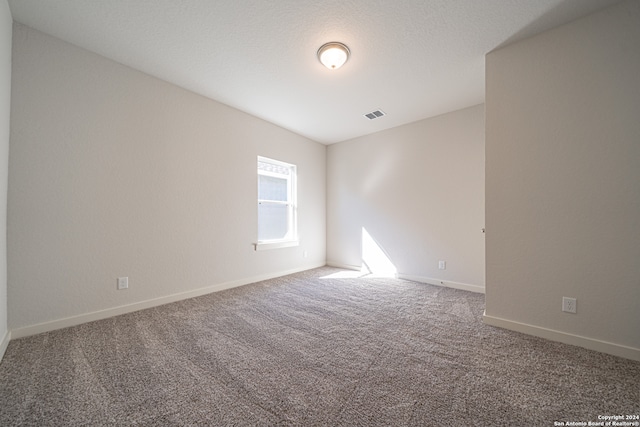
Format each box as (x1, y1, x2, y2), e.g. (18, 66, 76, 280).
(117, 277, 129, 290)
(562, 297, 576, 313)
(438, 260, 446, 270)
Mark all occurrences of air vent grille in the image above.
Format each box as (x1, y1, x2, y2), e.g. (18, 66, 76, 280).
(364, 109, 386, 120)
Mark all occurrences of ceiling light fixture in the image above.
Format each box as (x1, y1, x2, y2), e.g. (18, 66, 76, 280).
(317, 42, 350, 70)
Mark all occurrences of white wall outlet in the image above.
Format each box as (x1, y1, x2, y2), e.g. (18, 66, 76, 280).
(303, 250, 308, 258)
(562, 297, 576, 313)
(117, 277, 128, 290)
(438, 260, 446, 270)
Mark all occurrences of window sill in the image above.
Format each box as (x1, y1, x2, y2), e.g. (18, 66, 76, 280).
(254, 240, 299, 251)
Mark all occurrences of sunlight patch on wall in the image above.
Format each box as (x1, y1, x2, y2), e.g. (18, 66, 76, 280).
(321, 228, 397, 279)
(361, 227, 397, 278)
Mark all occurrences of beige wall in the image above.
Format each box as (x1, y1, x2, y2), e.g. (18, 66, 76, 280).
(485, 0, 640, 359)
(327, 105, 485, 291)
(0, 0, 11, 356)
(8, 24, 326, 333)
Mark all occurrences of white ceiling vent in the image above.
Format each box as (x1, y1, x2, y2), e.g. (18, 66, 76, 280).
(364, 110, 386, 120)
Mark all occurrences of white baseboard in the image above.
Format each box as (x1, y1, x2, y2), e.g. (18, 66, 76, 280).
(10, 263, 326, 340)
(398, 273, 485, 294)
(483, 312, 640, 362)
(0, 329, 11, 362)
(325, 263, 485, 294)
(326, 261, 361, 271)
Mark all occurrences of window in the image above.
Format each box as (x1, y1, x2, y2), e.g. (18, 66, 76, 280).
(256, 156, 298, 250)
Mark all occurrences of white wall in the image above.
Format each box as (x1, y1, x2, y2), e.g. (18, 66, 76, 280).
(0, 0, 11, 358)
(8, 24, 326, 334)
(485, 0, 640, 360)
(327, 105, 485, 291)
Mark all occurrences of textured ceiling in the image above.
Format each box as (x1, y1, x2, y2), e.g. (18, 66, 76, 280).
(8, 0, 622, 144)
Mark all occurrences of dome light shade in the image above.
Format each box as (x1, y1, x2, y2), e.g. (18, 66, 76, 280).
(317, 42, 350, 70)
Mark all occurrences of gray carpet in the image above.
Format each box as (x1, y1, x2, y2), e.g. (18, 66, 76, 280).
(0, 267, 638, 426)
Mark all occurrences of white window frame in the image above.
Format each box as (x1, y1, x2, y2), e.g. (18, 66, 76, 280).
(255, 156, 298, 251)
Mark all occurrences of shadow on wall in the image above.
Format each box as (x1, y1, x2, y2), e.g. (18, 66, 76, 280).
(323, 227, 397, 279)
